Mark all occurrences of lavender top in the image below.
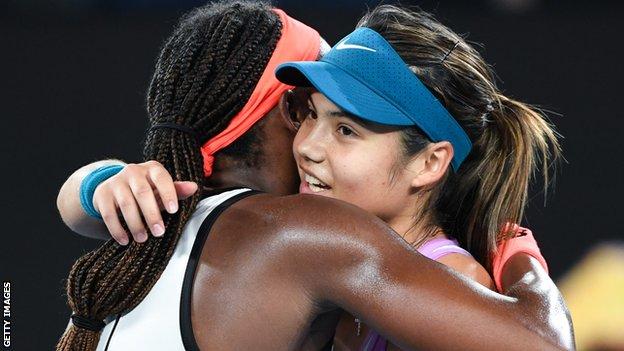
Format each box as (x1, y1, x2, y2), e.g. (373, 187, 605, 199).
(360, 238, 471, 351)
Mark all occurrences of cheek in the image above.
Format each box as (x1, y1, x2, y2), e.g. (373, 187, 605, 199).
(330, 141, 406, 215)
(264, 132, 299, 195)
(332, 152, 394, 200)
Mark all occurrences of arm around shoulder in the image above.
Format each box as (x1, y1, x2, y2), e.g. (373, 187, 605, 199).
(276, 195, 571, 350)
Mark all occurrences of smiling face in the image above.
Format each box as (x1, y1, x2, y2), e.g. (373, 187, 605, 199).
(293, 91, 423, 223)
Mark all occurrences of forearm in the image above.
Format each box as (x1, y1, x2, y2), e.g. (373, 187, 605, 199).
(312, 242, 561, 349)
(502, 253, 575, 350)
(272, 197, 574, 350)
(398, 254, 574, 350)
(56, 159, 126, 240)
(358, 263, 564, 351)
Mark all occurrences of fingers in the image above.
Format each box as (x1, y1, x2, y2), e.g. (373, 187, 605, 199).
(152, 181, 198, 210)
(90, 160, 196, 244)
(114, 185, 148, 243)
(147, 164, 178, 214)
(129, 174, 165, 237)
(174, 181, 198, 200)
(95, 192, 129, 246)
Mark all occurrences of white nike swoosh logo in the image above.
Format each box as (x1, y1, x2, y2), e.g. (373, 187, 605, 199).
(335, 39, 377, 52)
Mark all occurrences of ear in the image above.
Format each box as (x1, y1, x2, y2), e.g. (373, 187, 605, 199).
(408, 141, 454, 189)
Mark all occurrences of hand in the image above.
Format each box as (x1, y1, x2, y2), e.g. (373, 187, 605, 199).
(92, 160, 198, 245)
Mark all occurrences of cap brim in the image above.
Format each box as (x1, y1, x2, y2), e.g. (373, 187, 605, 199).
(276, 61, 414, 126)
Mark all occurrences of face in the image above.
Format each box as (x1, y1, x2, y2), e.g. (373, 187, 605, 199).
(293, 91, 420, 222)
(251, 99, 301, 196)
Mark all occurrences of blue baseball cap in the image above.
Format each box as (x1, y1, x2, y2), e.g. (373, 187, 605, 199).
(275, 27, 472, 170)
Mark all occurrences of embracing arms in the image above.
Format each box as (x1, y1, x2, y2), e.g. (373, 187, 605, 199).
(57, 159, 196, 243)
(56, 160, 574, 350)
(277, 195, 574, 350)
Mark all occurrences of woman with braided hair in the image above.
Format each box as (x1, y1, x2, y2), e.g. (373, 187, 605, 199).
(56, 1, 573, 350)
(57, 2, 315, 349)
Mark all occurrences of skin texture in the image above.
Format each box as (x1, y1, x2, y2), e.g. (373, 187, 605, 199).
(294, 91, 455, 234)
(187, 192, 548, 350)
(57, 103, 574, 350)
(437, 253, 495, 289)
(332, 250, 496, 351)
(294, 93, 411, 224)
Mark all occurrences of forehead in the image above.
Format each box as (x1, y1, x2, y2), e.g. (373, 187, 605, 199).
(305, 91, 401, 134)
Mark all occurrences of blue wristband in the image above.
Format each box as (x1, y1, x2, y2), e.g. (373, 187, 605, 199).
(79, 165, 125, 219)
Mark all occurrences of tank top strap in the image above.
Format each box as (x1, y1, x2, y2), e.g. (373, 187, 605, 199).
(417, 237, 472, 261)
(359, 238, 473, 351)
(360, 329, 388, 351)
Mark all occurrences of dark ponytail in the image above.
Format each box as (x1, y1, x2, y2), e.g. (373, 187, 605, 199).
(440, 93, 561, 268)
(57, 2, 282, 349)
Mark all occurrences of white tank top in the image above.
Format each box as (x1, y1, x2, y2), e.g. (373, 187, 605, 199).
(64, 188, 256, 350)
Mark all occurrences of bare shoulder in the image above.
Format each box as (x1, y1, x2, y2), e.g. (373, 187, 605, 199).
(437, 253, 495, 290)
(229, 193, 394, 238)
(219, 192, 412, 290)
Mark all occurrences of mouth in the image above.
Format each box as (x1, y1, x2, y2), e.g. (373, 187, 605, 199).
(301, 172, 331, 194)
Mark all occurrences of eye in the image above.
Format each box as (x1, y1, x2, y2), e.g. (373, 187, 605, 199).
(337, 125, 355, 136)
(305, 101, 318, 120)
(306, 109, 317, 120)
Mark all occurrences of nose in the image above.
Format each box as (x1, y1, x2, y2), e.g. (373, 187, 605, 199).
(294, 122, 327, 165)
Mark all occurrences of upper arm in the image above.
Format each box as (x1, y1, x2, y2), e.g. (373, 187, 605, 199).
(275, 195, 562, 351)
(437, 253, 496, 290)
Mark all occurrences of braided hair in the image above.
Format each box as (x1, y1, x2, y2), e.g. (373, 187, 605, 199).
(56, 2, 282, 349)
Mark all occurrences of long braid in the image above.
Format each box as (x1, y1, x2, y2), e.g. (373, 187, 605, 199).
(57, 2, 282, 350)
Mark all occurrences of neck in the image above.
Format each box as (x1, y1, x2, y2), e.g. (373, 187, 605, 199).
(205, 167, 268, 192)
(387, 215, 443, 248)
(386, 194, 446, 248)
(204, 151, 299, 196)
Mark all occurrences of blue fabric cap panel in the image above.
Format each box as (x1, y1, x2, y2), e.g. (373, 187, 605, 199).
(276, 27, 471, 170)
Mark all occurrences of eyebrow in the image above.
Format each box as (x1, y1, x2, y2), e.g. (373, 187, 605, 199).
(308, 96, 380, 130)
(328, 109, 381, 130)
(327, 110, 359, 119)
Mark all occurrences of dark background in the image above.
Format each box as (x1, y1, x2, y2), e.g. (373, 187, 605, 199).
(2, 0, 623, 349)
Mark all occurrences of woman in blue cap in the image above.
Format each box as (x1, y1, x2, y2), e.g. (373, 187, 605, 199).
(276, 5, 562, 350)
